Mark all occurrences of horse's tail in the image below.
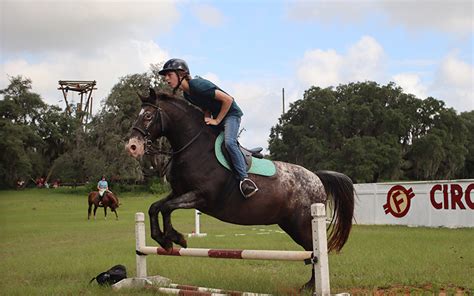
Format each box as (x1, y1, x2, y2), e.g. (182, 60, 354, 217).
(315, 170, 354, 253)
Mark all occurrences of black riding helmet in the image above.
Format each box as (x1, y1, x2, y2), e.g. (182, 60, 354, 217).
(158, 58, 190, 75)
(159, 58, 190, 94)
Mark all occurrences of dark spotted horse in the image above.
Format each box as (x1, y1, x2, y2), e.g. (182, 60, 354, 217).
(125, 89, 354, 290)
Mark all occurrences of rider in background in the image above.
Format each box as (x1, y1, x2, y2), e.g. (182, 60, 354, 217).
(158, 58, 258, 199)
(97, 176, 109, 206)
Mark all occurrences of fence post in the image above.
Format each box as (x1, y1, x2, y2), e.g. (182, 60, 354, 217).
(311, 203, 330, 296)
(135, 212, 147, 278)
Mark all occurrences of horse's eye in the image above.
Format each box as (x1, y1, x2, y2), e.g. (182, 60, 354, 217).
(144, 112, 153, 120)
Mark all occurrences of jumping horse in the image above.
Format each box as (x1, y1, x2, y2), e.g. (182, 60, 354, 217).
(87, 191, 120, 220)
(125, 89, 354, 290)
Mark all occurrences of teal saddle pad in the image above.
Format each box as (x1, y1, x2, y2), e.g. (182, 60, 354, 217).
(214, 133, 276, 177)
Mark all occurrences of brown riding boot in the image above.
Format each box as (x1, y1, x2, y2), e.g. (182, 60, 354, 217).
(240, 178, 258, 199)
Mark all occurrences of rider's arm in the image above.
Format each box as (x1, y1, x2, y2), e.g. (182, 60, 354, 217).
(212, 90, 233, 124)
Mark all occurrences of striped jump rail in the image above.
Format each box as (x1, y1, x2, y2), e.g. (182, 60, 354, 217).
(136, 246, 312, 261)
(145, 283, 272, 296)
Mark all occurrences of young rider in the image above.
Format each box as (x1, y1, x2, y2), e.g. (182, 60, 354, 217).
(97, 175, 109, 205)
(158, 58, 258, 198)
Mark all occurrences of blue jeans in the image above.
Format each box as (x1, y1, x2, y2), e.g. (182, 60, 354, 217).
(223, 115, 248, 180)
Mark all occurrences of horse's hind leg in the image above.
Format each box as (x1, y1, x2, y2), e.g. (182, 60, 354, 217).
(279, 215, 315, 291)
(93, 205, 98, 220)
(104, 207, 107, 220)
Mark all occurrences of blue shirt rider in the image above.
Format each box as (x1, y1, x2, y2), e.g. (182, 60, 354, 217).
(159, 58, 258, 198)
(97, 176, 109, 205)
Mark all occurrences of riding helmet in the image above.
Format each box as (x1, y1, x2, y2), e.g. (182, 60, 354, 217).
(159, 58, 190, 75)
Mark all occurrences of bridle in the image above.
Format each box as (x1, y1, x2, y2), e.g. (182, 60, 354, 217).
(131, 101, 204, 175)
(132, 102, 165, 153)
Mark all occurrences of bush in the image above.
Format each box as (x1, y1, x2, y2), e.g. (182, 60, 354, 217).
(148, 178, 170, 195)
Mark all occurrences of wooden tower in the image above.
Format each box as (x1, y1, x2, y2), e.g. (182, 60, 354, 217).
(58, 80, 97, 124)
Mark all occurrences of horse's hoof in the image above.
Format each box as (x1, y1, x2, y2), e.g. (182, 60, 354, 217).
(161, 239, 173, 251)
(300, 281, 315, 293)
(177, 236, 187, 248)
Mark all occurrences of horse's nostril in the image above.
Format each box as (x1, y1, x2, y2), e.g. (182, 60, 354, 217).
(130, 144, 136, 151)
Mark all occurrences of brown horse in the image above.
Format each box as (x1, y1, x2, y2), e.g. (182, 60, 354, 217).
(125, 89, 354, 290)
(87, 191, 119, 220)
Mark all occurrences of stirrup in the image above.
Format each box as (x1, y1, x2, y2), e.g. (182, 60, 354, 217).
(240, 178, 258, 198)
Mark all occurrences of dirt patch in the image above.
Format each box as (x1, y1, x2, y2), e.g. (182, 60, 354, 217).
(340, 284, 470, 295)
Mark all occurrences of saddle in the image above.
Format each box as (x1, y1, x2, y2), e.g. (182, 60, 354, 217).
(214, 133, 276, 177)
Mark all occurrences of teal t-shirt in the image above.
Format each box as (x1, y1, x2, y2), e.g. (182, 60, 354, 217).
(184, 77, 243, 119)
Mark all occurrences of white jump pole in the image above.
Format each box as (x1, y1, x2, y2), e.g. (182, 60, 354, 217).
(188, 210, 207, 237)
(311, 203, 330, 296)
(135, 212, 148, 278)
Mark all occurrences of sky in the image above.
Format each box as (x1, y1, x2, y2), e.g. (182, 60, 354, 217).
(1, 0, 473, 150)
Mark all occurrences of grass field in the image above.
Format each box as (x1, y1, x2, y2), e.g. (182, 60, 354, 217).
(0, 188, 473, 295)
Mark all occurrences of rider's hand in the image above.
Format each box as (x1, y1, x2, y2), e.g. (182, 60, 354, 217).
(205, 117, 219, 126)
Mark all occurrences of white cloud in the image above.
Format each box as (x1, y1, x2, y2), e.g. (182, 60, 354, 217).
(1, 40, 169, 112)
(201, 72, 221, 85)
(1, 0, 180, 55)
(297, 49, 343, 87)
(381, 0, 473, 34)
(287, 1, 371, 24)
(297, 36, 385, 88)
(287, 0, 473, 35)
(230, 81, 282, 152)
(346, 36, 386, 81)
(192, 4, 226, 27)
(432, 53, 474, 112)
(392, 73, 428, 99)
(0, 1, 177, 113)
(296, 37, 473, 113)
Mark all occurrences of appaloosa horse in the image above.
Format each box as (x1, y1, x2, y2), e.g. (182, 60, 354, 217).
(87, 191, 120, 220)
(125, 89, 354, 290)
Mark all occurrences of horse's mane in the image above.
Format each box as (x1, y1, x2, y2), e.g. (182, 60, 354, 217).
(155, 91, 206, 123)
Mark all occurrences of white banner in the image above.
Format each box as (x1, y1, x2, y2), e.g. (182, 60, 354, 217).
(353, 179, 474, 228)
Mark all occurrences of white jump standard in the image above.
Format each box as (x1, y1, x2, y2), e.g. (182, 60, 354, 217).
(120, 203, 331, 296)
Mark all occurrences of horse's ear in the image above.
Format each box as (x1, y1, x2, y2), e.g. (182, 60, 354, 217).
(149, 88, 157, 101)
(136, 91, 147, 103)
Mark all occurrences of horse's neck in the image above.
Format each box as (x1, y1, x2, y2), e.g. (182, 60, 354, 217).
(163, 102, 209, 151)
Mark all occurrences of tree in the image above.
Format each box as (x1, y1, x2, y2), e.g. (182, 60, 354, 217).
(0, 76, 48, 187)
(268, 81, 470, 183)
(457, 111, 474, 178)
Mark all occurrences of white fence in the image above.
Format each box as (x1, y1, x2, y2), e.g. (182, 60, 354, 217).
(353, 179, 474, 228)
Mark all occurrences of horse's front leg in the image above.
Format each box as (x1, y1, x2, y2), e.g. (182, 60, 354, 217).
(104, 207, 107, 220)
(88, 203, 92, 220)
(148, 193, 174, 250)
(161, 191, 205, 248)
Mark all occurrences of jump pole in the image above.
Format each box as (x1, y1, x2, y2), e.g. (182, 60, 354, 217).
(188, 210, 207, 238)
(132, 203, 331, 296)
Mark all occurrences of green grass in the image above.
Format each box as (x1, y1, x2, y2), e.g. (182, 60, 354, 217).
(0, 189, 473, 295)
